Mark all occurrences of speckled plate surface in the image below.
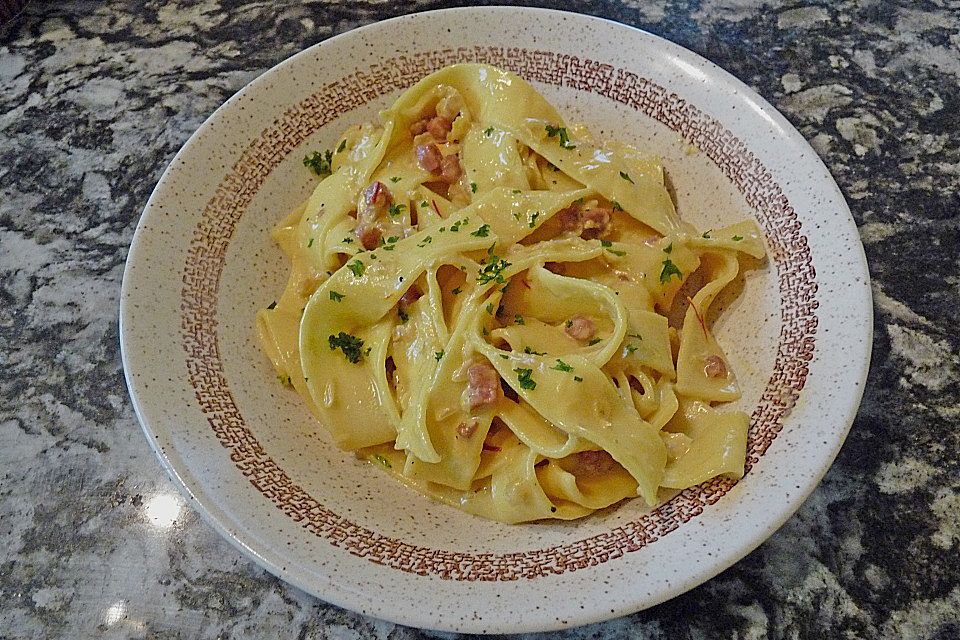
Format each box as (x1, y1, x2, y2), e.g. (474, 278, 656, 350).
(119, 7, 871, 634)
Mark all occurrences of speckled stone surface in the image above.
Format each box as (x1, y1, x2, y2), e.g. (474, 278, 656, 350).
(1, 1, 957, 638)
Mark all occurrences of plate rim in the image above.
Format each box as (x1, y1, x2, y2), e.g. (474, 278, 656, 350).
(120, 5, 873, 633)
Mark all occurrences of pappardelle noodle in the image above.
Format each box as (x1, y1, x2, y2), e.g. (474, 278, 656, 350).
(257, 64, 766, 523)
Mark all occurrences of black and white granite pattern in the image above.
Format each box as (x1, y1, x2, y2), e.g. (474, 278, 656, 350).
(1, 1, 958, 638)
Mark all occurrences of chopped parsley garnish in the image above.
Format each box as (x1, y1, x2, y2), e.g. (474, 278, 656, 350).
(381, 236, 398, 251)
(601, 240, 626, 257)
(373, 454, 392, 469)
(514, 367, 537, 390)
(470, 224, 491, 237)
(565, 319, 573, 328)
(307, 237, 315, 247)
(336, 139, 347, 153)
(523, 346, 546, 356)
(329, 291, 345, 302)
(500, 354, 509, 360)
(484, 126, 494, 137)
(619, 171, 634, 184)
(451, 286, 462, 295)
(277, 374, 292, 387)
(417, 235, 433, 247)
(512, 189, 522, 194)
(450, 218, 468, 232)
(470, 182, 478, 194)
(420, 200, 429, 208)
(439, 226, 446, 233)
(588, 337, 602, 346)
(660, 259, 683, 284)
(388, 203, 406, 218)
(514, 314, 525, 325)
(347, 260, 365, 278)
(389, 176, 401, 183)
(328, 332, 366, 364)
(573, 376, 584, 382)
(434, 350, 444, 361)
(664, 242, 673, 254)
(398, 309, 409, 323)
(528, 211, 541, 228)
(303, 149, 334, 176)
(477, 255, 511, 285)
(702, 230, 712, 239)
(732, 235, 744, 241)
(551, 359, 574, 372)
(545, 124, 575, 149)
(485, 302, 494, 315)
(342, 236, 354, 244)
(611, 200, 624, 212)
(267, 301, 277, 310)
(625, 344, 639, 355)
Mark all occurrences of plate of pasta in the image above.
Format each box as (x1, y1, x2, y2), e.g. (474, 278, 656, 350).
(120, 7, 871, 633)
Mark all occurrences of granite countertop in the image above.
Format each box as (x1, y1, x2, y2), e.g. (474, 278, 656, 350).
(1, 1, 958, 638)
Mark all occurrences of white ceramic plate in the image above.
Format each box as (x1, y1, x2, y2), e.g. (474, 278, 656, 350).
(120, 7, 871, 634)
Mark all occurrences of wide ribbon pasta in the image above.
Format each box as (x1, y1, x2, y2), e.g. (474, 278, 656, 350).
(256, 63, 766, 523)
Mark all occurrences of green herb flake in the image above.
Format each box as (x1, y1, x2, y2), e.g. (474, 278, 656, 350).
(573, 375, 584, 382)
(551, 359, 573, 372)
(545, 124, 575, 149)
(484, 126, 494, 137)
(732, 235, 744, 241)
(512, 189, 522, 194)
(625, 344, 639, 356)
(328, 332, 366, 364)
(470, 182, 478, 194)
(477, 255, 511, 285)
(347, 260, 365, 278)
(421, 200, 429, 208)
(336, 139, 347, 153)
(373, 454, 392, 469)
(277, 374, 292, 387)
(485, 302, 494, 315)
(601, 239, 626, 257)
(388, 203, 407, 218)
(329, 291, 345, 302)
(702, 230, 712, 239)
(514, 314, 525, 325)
(664, 242, 673, 254)
(307, 237, 315, 248)
(523, 346, 546, 356)
(303, 149, 334, 176)
(398, 309, 409, 324)
(417, 235, 433, 247)
(528, 211, 541, 228)
(451, 286, 462, 295)
(470, 224, 491, 238)
(611, 200, 624, 212)
(267, 301, 277, 310)
(389, 176, 401, 183)
(619, 171, 634, 184)
(342, 236, 354, 244)
(660, 258, 683, 284)
(499, 354, 509, 360)
(450, 218, 468, 233)
(434, 350, 444, 362)
(514, 367, 537, 390)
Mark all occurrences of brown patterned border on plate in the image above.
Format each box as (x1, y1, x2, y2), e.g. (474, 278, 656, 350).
(180, 47, 817, 581)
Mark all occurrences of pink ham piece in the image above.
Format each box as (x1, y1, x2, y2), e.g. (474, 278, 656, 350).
(467, 362, 499, 409)
(565, 315, 597, 342)
(416, 143, 443, 173)
(703, 355, 728, 378)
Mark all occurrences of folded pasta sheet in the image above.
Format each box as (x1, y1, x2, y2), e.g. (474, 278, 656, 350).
(256, 63, 766, 523)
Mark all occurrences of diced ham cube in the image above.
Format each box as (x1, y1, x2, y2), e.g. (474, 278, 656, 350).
(409, 118, 428, 137)
(457, 420, 478, 438)
(355, 224, 382, 250)
(417, 143, 443, 173)
(440, 153, 462, 183)
(581, 206, 612, 240)
(467, 362, 499, 409)
(576, 450, 618, 475)
(704, 355, 728, 378)
(426, 115, 453, 140)
(565, 315, 596, 342)
(363, 180, 391, 208)
(556, 204, 581, 232)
